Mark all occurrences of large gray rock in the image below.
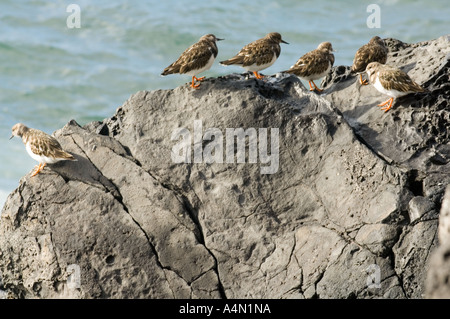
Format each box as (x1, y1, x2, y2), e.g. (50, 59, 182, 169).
(0, 35, 448, 298)
(425, 186, 450, 298)
(320, 34, 450, 299)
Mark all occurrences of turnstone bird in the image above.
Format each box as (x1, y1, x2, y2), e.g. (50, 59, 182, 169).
(366, 62, 425, 112)
(161, 34, 223, 89)
(10, 123, 76, 176)
(351, 36, 387, 85)
(283, 42, 335, 92)
(220, 32, 288, 79)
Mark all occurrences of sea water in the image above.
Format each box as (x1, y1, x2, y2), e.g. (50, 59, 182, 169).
(0, 0, 449, 209)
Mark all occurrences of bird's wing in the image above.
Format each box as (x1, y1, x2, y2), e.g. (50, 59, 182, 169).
(179, 41, 217, 74)
(221, 38, 279, 67)
(162, 41, 216, 75)
(29, 130, 74, 160)
(352, 44, 387, 73)
(379, 67, 424, 93)
(286, 50, 330, 77)
(241, 40, 279, 67)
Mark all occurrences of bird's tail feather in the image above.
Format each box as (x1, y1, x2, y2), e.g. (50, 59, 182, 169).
(161, 64, 180, 76)
(57, 150, 77, 161)
(220, 56, 244, 66)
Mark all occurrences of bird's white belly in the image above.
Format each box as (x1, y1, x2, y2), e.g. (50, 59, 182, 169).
(26, 142, 60, 164)
(184, 54, 215, 76)
(244, 54, 277, 72)
(373, 76, 408, 98)
(306, 63, 331, 81)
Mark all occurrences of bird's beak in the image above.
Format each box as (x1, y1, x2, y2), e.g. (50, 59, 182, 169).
(281, 39, 289, 44)
(217, 38, 224, 41)
(9, 135, 14, 140)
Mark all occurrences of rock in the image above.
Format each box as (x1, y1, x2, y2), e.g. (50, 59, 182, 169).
(0, 123, 220, 298)
(438, 186, 450, 245)
(393, 220, 438, 298)
(1, 35, 449, 299)
(425, 186, 450, 298)
(320, 35, 450, 299)
(354, 224, 399, 256)
(408, 196, 435, 223)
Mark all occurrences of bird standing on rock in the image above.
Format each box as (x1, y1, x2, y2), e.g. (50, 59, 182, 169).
(365, 62, 426, 112)
(161, 34, 223, 89)
(10, 123, 76, 177)
(220, 32, 288, 80)
(283, 41, 335, 92)
(351, 36, 388, 85)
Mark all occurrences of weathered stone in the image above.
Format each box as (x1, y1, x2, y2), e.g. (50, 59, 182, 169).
(426, 186, 450, 298)
(0, 35, 448, 299)
(408, 196, 435, 223)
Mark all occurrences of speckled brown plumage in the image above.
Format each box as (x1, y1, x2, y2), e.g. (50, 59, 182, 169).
(162, 34, 223, 89)
(220, 32, 288, 79)
(10, 123, 76, 176)
(283, 42, 335, 92)
(366, 62, 425, 112)
(351, 36, 387, 85)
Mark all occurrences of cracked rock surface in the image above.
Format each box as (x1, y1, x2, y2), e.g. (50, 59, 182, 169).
(426, 186, 450, 298)
(0, 35, 449, 298)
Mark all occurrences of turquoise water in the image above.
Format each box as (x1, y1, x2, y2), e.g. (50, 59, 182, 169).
(0, 0, 449, 208)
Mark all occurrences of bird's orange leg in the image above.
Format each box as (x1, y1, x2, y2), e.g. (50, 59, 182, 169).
(311, 81, 323, 92)
(31, 163, 46, 177)
(190, 76, 201, 89)
(194, 76, 205, 82)
(378, 97, 394, 112)
(31, 163, 42, 176)
(359, 74, 368, 85)
(253, 71, 264, 80)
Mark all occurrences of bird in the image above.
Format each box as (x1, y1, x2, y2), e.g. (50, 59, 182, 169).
(365, 62, 426, 112)
(161, 34, 223, 89)
(220, 32, 288, 80)
(351, 36, 388, 85)
(283, 42, 335, 92)
(10, 123, 76, 177)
